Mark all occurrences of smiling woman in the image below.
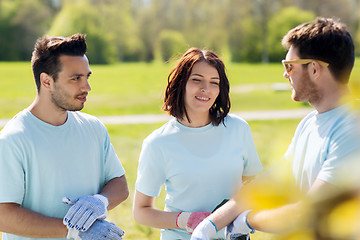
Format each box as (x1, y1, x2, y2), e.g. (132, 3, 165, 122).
(132, 47, 263, 240)
(182, 61, 220, 127)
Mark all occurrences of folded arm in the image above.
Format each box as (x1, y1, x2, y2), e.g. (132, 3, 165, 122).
(0, 202, 67, 238)
(63, 175, 129, 232)
(100, 175, 129, 210)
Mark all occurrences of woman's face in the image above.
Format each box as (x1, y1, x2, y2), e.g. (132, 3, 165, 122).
(184, 61, 220, 119)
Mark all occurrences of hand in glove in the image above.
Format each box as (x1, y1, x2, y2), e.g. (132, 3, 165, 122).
(225, 210, 254, 240)
(66, 219, 124, 240)
(190, 218, 217, 240)
(176, 211, 211, 234)
(63, 194, 109, 231)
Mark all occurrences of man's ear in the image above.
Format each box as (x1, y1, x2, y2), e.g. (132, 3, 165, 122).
(310, 61, 321, 80)
(40, 73, 52, 90)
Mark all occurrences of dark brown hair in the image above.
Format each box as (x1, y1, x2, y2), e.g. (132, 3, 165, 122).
(163, 47, 230, 126)
(31, 33, 87, 92)
(282, 17, 354, 83)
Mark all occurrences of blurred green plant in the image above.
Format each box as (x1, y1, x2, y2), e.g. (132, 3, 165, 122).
(267, 7, 315, 62)
(154, 29, 187, 62)
(48, 0, 117, 64)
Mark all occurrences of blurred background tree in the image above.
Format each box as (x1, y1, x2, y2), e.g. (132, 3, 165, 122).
(154, 29, 186, 62)
(0, 0, 360, 63)
(267, 6, 315, 62)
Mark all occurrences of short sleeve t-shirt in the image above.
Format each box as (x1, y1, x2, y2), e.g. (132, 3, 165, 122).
(136, 114, 262, 239)
(283, 102, 360, 192)
(0, 110, 125, 240)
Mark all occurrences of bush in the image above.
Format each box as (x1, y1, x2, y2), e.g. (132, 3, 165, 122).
(47, 0, 116, 64)
(229, 18, 263, 62)
(155, 30, 187, 62)
(267, 7, 315, 62)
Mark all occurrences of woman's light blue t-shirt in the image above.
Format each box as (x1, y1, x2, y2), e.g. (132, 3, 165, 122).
(136, 114, 263, 239)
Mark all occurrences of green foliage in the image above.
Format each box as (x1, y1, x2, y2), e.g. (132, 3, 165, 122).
(0, 17, 19, 60)
(48, 0, 117, 64)
(94, 0, 145, 62)
(155, 30, 187, 62)
(0, 0, 53, 61)
(267, 7, 315, 62)
(3, 0, 360, 62)
(229, 18, 263, 62)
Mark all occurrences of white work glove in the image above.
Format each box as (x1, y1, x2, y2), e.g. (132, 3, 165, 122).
(66, 219, 124, 240)
(176, 211, 211, 234)
(63, 194, 109, 231)
(225, 210, 254, 240)
(190, 218, 217, 240)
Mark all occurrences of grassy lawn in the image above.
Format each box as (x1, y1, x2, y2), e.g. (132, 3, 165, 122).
(1, 60, 359, 119)
(0, 60, 359, 239)
(0, 61, 315, 119)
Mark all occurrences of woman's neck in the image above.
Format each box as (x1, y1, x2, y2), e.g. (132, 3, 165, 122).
(178, 112, 211, 128)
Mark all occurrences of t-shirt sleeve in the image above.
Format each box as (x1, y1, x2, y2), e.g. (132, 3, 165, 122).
(101, 124, 125, 183)
(242, 125, 263, 176)
(0, 137, 25, 204)
(282, 138, 294, 162)
(317, 125, 360, 186)
(135, 140, 166, 197)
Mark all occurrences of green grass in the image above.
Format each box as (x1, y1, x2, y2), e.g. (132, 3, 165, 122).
(1, 60, 359, 119)
(0, 61, 314, 119)
(1, 60, 359, 239)
(1, 61, 360, 119)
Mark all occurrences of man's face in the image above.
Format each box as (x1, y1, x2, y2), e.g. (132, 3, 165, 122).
(283, 46, 322, 103)
(50, 55, 92, 112)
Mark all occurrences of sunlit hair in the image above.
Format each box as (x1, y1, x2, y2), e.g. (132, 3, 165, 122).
(31, 33, 87, 92)
(163, 47, 230, 126)
(282, 17, 354, 83)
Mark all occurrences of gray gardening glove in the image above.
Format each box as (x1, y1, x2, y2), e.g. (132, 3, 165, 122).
(225, 210, 254, 240)
(66, 219, 124, 240)
(63, 194, 109, 231)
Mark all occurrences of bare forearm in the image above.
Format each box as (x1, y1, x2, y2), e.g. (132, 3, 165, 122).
(0, 203, 67, 238)
(247, 202, 305, 233)
(208, 198, 242, 230)
(133, 206, 179, 229)
(101, 175, 129, 210)
(247, 180, 337, 233)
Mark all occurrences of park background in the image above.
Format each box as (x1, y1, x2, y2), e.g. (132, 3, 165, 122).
(1, 0, 360, 239)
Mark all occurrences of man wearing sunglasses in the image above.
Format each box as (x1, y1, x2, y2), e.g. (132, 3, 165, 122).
(191, 17, 360, 239)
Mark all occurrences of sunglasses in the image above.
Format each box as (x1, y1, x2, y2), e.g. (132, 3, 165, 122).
(282, 59, 329, 75)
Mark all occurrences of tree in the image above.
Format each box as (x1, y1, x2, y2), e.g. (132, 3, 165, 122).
(154, 29, 186, 62)
(267, 6, 315, 62)
(0, 0, 53, 61)
(48, 0, 116, 64)
(90, 0, 145, 61)
(228, 18, 263, 62)
(295, 0, 357, 32)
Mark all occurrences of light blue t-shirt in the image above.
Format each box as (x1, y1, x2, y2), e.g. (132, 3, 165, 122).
(0, 110, 125, 240)
(283, 102, 360, 192)
(135, 114, 263, 240)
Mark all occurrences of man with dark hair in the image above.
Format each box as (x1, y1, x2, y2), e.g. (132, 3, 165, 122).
(0, 34, 129, 240)
(190, 17, 360, 239)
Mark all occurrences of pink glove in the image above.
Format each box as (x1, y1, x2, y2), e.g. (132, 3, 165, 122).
(176, 212, 211, 233)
